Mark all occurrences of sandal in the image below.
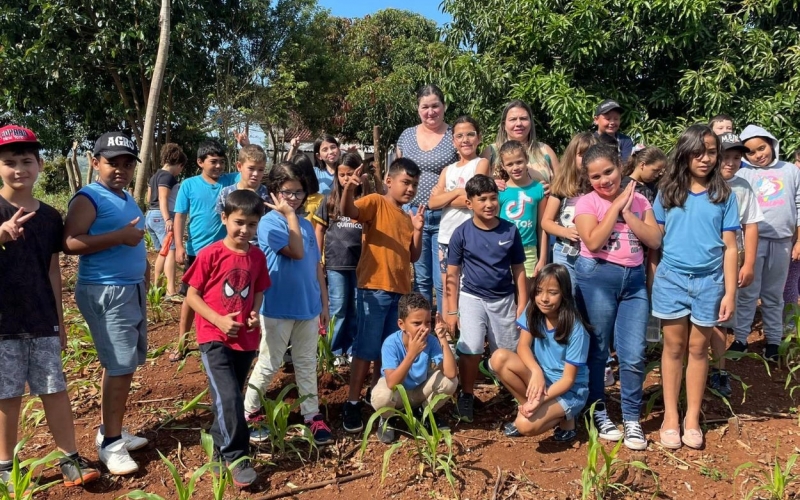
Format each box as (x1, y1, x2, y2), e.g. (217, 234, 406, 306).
(165, 294, 184, 304)
(168, 349, 185, 363)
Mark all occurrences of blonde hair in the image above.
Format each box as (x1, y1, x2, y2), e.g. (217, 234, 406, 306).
(492, 100, 550, 180)
(239, 144, 267, 164)
(551, 132, 598, 199)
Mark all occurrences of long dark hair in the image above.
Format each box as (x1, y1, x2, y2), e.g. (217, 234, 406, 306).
(267, 161, 309, 212)
(327, 153, 364, 220)
(623, 146, 667, 176)
(291, 153, 320, 195)
(579, 143, 622, 195)
(658, 124, 730, 209)
(313, 134, 340, 171)
(526, 264, 587, 345)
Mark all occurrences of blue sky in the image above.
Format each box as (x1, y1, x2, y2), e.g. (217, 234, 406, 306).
(317, 0, 451, 25)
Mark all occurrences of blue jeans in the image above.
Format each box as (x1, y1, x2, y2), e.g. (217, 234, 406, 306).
(145, 209, 175, 251)
(353, 289, 402, 361)
(406, 208, 443, 314)
(574, 257, 649, 421)
(327, 269, 357, 356)
(552, 241, 579, 294)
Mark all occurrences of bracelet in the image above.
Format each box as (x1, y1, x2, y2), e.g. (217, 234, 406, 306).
(447, 311, 459, 316)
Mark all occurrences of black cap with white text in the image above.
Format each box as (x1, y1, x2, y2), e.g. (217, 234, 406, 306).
(93, 132, 141, 161)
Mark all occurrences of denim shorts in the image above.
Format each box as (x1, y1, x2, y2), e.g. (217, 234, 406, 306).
(353, 289, 402, 361)
(0, 337, 67, 399)
(651, 263, 724, 327)
(76, 282, 148, 376)
(145, 210, 175, 251)
(546, 374, 588, 420)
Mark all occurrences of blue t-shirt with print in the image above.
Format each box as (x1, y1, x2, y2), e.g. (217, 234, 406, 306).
(174, 173, 239, 256)
(499, 180, 546, 247)
(258, 210, 322, 320)
(447, 218, 526, 300)
(653, 191, 740, 274)
(381, 330, 444, 391)
(75, 182, 146, 285)
(517, 308, 589, 387)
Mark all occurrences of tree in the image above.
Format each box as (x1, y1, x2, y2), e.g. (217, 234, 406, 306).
(439, 0, 800, 153)
(134, 0, 171, 202)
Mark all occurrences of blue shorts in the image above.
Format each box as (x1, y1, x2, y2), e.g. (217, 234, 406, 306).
(651, 263, 724, 328)
(76, 282, 148, 376)
(353, 289, 401, 361)
(546, 374, 588, 420)
(145, 209, 175, 251)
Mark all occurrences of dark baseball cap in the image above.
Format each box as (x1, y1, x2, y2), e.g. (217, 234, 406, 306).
(719, 132, 748, 153)
(93, 132, 141, 161)
(595, 99, 623, 116)
(0, 125, 41, 149)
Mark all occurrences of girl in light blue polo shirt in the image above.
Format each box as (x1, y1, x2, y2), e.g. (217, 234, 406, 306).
(651, 124, 739, 450)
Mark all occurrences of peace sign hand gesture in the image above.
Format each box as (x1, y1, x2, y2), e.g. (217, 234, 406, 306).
(0, 207, 36, 247)
(265, 192, 295, 218)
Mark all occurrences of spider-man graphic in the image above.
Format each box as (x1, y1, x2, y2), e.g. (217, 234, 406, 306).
(221, 268, 251, 313)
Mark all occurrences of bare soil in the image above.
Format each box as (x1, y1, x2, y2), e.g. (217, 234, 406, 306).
(22, 254, 800, 499)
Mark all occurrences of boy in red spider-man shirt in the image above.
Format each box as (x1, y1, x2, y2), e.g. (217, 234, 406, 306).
(182, 189, 270, 488)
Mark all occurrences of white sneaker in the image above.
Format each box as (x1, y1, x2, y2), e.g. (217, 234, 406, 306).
(623, 420, 648, 450)
(99, 440, 139, 475)
(604, 366, 615, 387)
(592, 407, 623, 441)
(95, 428, 149, 451)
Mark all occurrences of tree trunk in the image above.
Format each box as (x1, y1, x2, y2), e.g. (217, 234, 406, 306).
(70, 143, 82, 191)
(85, 152, 94, 185)
(133, 0, 171, 203)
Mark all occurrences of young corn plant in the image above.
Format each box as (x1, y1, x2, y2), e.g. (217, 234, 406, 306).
(252, 384, 315, 459)
(124, 449, 214, 500)
(0, 438, 65, 500)
(361, 386, 457, 493)
(18, 397, 46, 437)
(200, 430, 232, 500)
(581, 402, 659, 500)
(734, 450, 799, 500)
(317, 315, 338, 377)
(147, 282, 167, 323)
(157, 389, 210, 430)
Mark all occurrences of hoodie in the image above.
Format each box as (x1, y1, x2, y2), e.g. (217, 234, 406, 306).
(735, 125, 800, 239)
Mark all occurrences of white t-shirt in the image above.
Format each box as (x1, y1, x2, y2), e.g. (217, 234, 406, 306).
(439, 158, 481, 244)
(729, 176, 765, 254)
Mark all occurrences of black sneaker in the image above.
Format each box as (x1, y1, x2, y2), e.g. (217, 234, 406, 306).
(308, 414, 334, 446)
(229, 459, 257, 488)
(553, 426, 577, 442)
(59, 454, 101, 487)
(453, 392, 474, 423)
(764, 344, 780, 363)
(591, 404, 622, 441)
(342, 402, 364, 433)
(376, 417, 397, 444)
(365, 387, 373, 409)
(727, 340, 748, 354)
(503, 421, 522, 437)
(708, 369, 732, 398)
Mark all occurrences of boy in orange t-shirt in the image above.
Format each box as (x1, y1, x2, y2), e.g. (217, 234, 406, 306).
(338, 158, 424, 433)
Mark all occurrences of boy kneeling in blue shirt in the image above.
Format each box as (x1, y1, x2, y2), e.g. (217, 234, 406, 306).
(370, 293, 458, 443)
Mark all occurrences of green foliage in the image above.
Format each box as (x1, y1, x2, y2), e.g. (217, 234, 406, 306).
(123, 449, 214, 500)
(157, 389, 210, 430)
(317, 315, 339, 377)
(581, 402, 659, 499)
(147, 282, 167, 323)
(252, 383, 316, 459)
(361, 385, 456, 492)
(0, 438, 65, 500)
(734, 449, 799, 500)
(200, 431, 233, 500)
(38, 157, 71, 194)
(439, 0, 800, 152)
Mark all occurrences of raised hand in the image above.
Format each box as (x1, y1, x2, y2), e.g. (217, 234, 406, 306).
(118, 217, 145, 247)
(0, 207, 35, 245)
(344, 166, 363, 191)
(217, 311, 244, 337)
(290, 137, 300, 149)
(265, 192, 295, 217)
(409, 205, 425, 231)
(234, 126, 250, 147)
(247, 311, 260, 331)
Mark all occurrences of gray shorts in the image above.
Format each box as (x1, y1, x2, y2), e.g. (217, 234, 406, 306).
(456, 292, 520, 355)
(0, 337, 67, 399)
(76, 282, 148, 376)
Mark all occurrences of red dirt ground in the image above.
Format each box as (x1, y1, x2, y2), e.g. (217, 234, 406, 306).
(19, 254, 800, 499)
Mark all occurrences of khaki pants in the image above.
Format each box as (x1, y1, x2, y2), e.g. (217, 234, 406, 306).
(371, 369, 458, 414)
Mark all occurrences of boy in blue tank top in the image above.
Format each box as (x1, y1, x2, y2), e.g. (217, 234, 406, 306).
(64, 132, 150, 476)
(172, 140, 239, 360)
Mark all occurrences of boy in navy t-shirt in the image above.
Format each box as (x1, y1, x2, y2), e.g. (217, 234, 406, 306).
(371, 293, 458, 443)
(0, 125, 100, 495)
(172, 140, 238, 360)
(445, 174, 528, 422)
(64, 132, 150, 475)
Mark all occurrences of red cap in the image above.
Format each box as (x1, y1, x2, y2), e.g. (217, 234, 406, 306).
(0, 125, 41, 148)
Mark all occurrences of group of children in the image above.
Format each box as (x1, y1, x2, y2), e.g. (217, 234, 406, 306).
(2, 102, 800, 494)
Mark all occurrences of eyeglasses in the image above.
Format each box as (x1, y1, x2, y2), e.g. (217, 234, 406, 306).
(454, 132, 478, 140)
(279, 190, 306, 200)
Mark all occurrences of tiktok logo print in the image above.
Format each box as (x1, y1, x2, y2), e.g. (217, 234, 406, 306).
(504, 191, 534, 229)
(222, 268, 251, 313)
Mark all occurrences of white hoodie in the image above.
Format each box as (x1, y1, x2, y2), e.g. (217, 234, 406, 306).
(735, 125, 800, 239)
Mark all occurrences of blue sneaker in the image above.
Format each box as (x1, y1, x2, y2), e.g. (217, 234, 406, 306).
(308, 415, 334, 446)
(246, 413, 270, 444)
